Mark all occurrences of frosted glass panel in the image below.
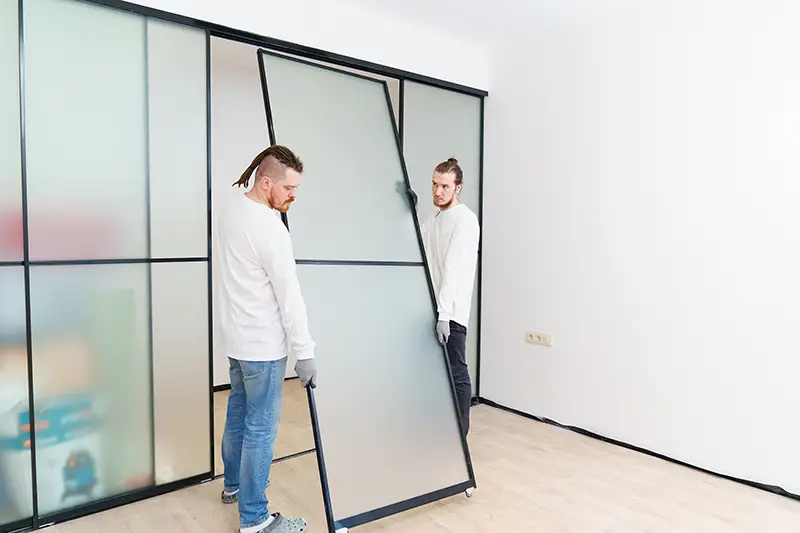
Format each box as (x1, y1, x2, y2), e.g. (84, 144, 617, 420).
(298, 265, 469, 519)
(24, 0, 148, 261)
(403, 81, 482, 394)
(29, 264, 153, 516)
(151, 262, 209, 484)
(0, 0, 22, 262)
(261, 53, 421, 262)
(0, 267, 32, 525)
(147, 20, 208, 259)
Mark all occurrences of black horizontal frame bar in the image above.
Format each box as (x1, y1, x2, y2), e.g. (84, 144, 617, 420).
(211, 448, 317, 482)
(334, 480, 474, 530)
(477, 398, 800, 503)
(295, 259, 424, 267)
(0, 261, 24, 267)
(80, 0, 487, 98)
(0, 518, 30, 533)
(26, 257, 208, 266)
(273, 447, 316, 465)
(33, 472, 210, 530)
(213, 375, 298, 393)
(259, 49, 386, 86)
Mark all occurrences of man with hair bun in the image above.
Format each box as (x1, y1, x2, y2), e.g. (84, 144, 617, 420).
(421, 157, 481, 438)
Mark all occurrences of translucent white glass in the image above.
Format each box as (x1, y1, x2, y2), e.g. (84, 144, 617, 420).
(147, 19, 208, 259)
(151, 262, 210, 484)
(209, 38, 272, 386)
(24, 0, 148, 261)
(0, 0, 22, 262)
(0, 267, 33, 525)
(29, 264, 153, 515)
(403, 81, 483, 393)
(297, 264, 470, 519)
(261, 53, 421, 262)
(265, 50, 401, 128)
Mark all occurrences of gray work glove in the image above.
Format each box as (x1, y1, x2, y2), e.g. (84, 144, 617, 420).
(436, 320, 450, 345)
(395, 181, 418, 209)
(295, 358, 317, 388)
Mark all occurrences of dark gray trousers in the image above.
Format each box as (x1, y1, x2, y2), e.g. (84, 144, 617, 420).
(445, 320, 471, 437)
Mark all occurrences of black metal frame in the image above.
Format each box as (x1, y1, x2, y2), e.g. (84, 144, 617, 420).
(475, 97, 486, 398)
(1, 0, 487, 531)
(256, 48, 476, 532)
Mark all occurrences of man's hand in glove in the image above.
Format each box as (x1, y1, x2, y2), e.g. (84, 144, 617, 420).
(436, 320, 450, 345)
(295, 358, 317, 388)
(395, 181, 418, 209)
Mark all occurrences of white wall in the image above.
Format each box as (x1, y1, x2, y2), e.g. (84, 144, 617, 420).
(482, 1, 800, 495)
(129, 0, 488, 91)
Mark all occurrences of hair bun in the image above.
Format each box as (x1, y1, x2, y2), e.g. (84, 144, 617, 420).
(447, 157, 458, 164)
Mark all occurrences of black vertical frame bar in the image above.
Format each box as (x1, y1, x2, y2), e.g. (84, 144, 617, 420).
(142, 17, 157, 486)
(475, 96, 485, 399)
(398, 79, 405, 149)
(206, 29, 216, 478)
(306, 389, 336, 533)
(257, 49, 334, 532)
(17, 0, 39, 529)
(256, 50, 290, 230)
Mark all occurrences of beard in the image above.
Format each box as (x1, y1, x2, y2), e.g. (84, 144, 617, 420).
(434, 196, 454, 209)
(270, 196, 294, 212)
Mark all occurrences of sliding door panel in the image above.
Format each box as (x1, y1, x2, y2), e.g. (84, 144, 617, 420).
(402, 81, 482, 396)
(260, 51, 473, 526)
(21, 0, 213, 519)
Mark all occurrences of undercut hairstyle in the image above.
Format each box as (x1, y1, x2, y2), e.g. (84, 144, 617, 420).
(232, 145, 304, 188)
(434, 157, 463, 186)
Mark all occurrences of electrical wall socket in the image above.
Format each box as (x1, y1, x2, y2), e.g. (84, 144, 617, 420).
(526, 332, 553, 347)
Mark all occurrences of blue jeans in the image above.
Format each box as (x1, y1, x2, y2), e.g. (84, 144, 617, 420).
(222, 357, 287, 529)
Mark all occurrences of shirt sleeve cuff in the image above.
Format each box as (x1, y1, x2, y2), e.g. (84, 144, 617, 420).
(437, 311, 453, 323)
(294, 347, 315, 360)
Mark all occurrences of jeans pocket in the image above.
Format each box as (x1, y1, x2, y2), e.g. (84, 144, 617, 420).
(239, 360, 268, 379)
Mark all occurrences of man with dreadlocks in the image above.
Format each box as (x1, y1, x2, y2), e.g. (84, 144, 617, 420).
(216, 145, 315, 533)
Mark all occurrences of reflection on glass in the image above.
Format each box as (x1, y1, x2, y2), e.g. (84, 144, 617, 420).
(0, 267, 33, 526)
(29, 264, 152, 516)
(0, 0, 23, 262)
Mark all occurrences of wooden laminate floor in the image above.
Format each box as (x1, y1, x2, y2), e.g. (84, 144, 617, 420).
(47, 382, 800, 532)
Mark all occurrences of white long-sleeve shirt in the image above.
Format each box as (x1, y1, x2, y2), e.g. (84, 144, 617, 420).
(215, 193, 315, 362)
(421, 203, 481, 328)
